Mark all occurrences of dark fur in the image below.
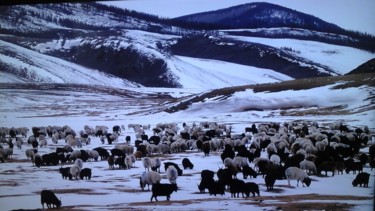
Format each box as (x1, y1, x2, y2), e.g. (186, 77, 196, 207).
(352, 172, 370, 187)
(182, 158, 194, 170)
(150, 183, 178, 202)
(79, 168, 92, 180)
(40, 190, 61, 209)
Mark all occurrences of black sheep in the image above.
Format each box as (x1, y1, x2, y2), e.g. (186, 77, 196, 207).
(111, 148, 125, 158)
(34, 155, 43, 168)
(345, 159, 363, 174)
(352, 172, 370, 187)
(79, 149, 89, 162)
(217, 168, 233, 188)
(221, 144, 235, 162)
(207, 180, 225, 196)
(318, 161, 336, 177)
(148, 136, 160, 145)
(125, 136, 131, 144)
(229, 179, 245, 198)
(242, 165, 257, 179)
(198, 170, 215, 193)
(202, 141, 210, 156)
(42, 152, 59, 166)
(113, 125, 121, 134)
(40, 190, 61, 209)
(150, 183, 178, 202)
(359, 153, 368, 166)
(59, 167, 72, 180)
(265, 174, 276, 191)
(244, 182, 260, 197)
(182, 158, 194, 170)
(93, 147, 109, 160)
(79, 168, 92, 180)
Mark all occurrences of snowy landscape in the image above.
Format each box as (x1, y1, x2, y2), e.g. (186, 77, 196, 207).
(0, 1, 374, 211)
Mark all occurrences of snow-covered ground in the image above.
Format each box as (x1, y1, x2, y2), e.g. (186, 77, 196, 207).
(225, 33, 375, 75)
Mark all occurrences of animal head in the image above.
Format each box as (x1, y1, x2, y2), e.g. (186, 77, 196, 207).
(56, 198, 62, 208)
(352, 179, 359, 187)
(172, 183, 178, 192)
(303, 177, 311, 187)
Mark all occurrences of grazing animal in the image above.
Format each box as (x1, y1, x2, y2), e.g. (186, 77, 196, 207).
(285, 167, 311, 187)
(34, 154, 43, 168)
(242, 165, 257, 179)
(265, 174, 276, 191)
(70, 165, 81, 180)
(229, 179, 245, 198)
(166, 166, 178, 184)
(202, 141, 211, 156)
(40, 190, 61, 209)
(142, 157, 152, 172)
(151, 157, 161, 172)
(79, 168, 92, 180)
(182, 158, 194, 169)
(164, 162, 183, 176)
(318, 161, 336, 177)
(198, 170, 215, 193)
(124, 156, 133, 169)
(59, 167, 72, 180)
(244, 182, 260, 197)
(352, 172, 370, 187)
(300, 160, 317, 175)
(93, 147, 109, 160)
(107, 155, 115, 169)
(345, 160, 363, 174)
(207, 180, 225, 196)
(140, 171, 162, 191)
(150, 183, 178, 202)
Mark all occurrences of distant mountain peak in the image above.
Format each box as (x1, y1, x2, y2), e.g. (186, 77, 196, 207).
(174, 2, 343, 33)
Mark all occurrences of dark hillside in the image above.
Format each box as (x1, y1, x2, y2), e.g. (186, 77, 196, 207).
(170, 34, 332, 79)
(347, 58, 375, 75)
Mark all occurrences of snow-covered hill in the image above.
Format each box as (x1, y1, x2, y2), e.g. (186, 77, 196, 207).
(0, 40, 140, 88)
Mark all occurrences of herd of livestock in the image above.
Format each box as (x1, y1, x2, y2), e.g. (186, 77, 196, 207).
(0, 120, 374, 209)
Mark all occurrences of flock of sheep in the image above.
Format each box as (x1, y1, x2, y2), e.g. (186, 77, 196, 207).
(0, 120, 374, 209)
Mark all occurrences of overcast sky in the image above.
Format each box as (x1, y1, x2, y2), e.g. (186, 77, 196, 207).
(101, 0, 375, 35)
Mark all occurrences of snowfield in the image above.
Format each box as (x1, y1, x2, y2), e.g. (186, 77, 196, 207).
(225, 32, 375, 75)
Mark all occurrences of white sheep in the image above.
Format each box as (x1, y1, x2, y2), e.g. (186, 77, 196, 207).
(270, 154, 281, 165)
(140, 170, 162, 191)
(224, 157, 235, 167)
(87, 150, 99, 161)
(157, 144, 170, 155)
(39, 138, 47, 148)
(285, 166, 311, 187)
(299, 160, 317, 175)
(151, 157, 161, 172)
(70, 165, 81, 180)
(142, 157, 152, 172)
(233, 156, 249, 169)
(166, 166, 178, 184)
(70, 150, 81, 161)
(74, 158, 83, 169)
(129, 154, 136, 167)
(16, 138, 23, 150)
(125, 156, 133, 169)
(25, 149, 35, 160)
